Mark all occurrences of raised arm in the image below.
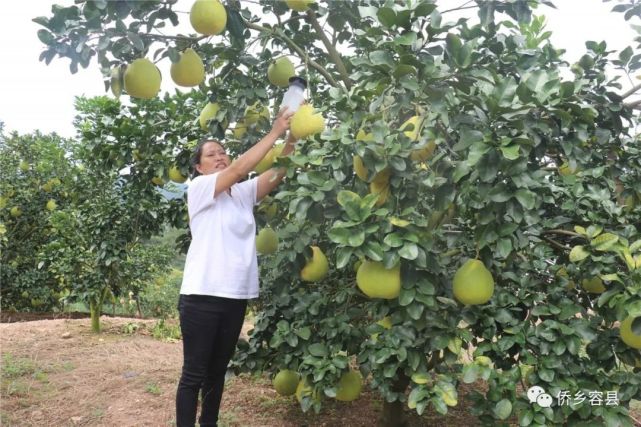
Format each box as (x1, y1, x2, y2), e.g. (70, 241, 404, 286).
(256, 132, 297, 202)
(214, 108, 293, 198)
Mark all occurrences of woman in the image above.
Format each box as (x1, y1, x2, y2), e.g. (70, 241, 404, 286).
(176, 107, 296, 427)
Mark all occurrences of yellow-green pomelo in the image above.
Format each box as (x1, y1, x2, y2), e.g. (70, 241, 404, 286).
(556, 267, 576, 290)
(190, 0, 227, 35)
(0, 196, 8, 209)
(244, 102, 270, 125)
(620, 316, 641, 349)
(19, 160, 30, 172)
(256, 227, 278, 255)
(410, 141, 436, 162)
(199, 102, 226, 131)
(254, 144, 284, 174)
(170, 48, 205, 87)
(353, 129, 375, 181)
(369, 168, 391, 207)
(357, 260, 401, 299)
(124, 58, 161, 99)
(286, 0, 314, 12)
(353, 156, 368, 181)
(558, 161, 579, 176)
(10, 206, 22, 217)
(335, 371, 363, 402)
(151, 176, 165, 186)
(291, 105, 325, 140)
(46, 200, 57, 211)
(268, 57, 295, 87)
(233, 121, 247, 139)
(296, 378, 320, 404)
(169, 166, 187, 183)
(581, 277, 605, 294)
(258, 197, 278, 219)
(452, 259, 495, 305)
(300, 246, 329, 282)
(273, 369, 299, 396)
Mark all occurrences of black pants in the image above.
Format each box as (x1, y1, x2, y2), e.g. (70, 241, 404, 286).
(175, 294, 247, 427)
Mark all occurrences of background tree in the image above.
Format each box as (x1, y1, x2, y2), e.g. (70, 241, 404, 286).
(34, 0, 641, 425)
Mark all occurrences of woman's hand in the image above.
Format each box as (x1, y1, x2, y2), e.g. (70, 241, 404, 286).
(271, 106, 294, 137)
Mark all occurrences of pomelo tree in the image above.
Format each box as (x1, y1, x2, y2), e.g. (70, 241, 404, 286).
(36, 0, 641, 424)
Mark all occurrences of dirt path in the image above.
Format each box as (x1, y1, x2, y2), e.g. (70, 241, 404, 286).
(0, 316, 482, 426)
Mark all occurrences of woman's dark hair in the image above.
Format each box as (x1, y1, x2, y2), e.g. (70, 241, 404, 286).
(190, 138, 222, 179)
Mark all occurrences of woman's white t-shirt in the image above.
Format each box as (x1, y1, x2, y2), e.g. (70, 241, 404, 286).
(180, 172, 260, 299)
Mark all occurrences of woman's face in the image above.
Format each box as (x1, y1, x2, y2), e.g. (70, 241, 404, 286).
(196, 141, 230, 175)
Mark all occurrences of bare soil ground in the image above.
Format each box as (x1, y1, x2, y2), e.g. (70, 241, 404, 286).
(0, 315, 483, 427)
(1, 316, 639, 427)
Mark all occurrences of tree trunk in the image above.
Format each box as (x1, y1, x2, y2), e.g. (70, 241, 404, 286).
(380, 374, 410, 427)
(89, 300, 101, 333)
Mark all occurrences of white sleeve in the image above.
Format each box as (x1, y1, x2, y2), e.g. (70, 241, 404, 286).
(187, 173, 219, 220)
(235, 177, 259, 208)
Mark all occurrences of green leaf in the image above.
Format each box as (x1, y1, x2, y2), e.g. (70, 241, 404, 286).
(127, 32, 144, 52)
(574, 225, 587, 235)
(515, 189, 536, 210)
(37, 29, 55, 45)
(433, 380, 457, 407)
(619, 46, 633, 65)
(336, 247, 353, 269)
(369, 50, 394, 68)
(348, 231, 366, 247)
(494, 399, 512, 420)
(337, 190, 362, 220)
(399, 288, 415, 306)
(591, 232, 619, 251)
(399, 242, 419, 260)
(630, 239, 641, 253)
(569, 245, 589, 263)
(496, 238, 513, 258)
(586, 225, 603, 239)
(500, 144, 520, 160)
(296, 327, 311, 340)
(461, 363, 479, 383)
(377, 7, 396, 28)
(308, 343, 328, 357)
(395, 32, 417, 46)
(227, 8, 245, 40)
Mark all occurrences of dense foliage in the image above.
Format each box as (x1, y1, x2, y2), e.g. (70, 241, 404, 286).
(31, 0, 641, 424)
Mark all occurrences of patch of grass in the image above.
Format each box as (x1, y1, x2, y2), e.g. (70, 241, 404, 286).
(121, 322, 144, 335)
(218, 410, 241, 427)
(60, 361, 75, 372)
(2, 353, 37, 379)
(145, 382, 161, 395)
(4, 380, 29, 397)
(33, 370, 49, 383)
(151, 319, 181, 341)
(258, 393, 291, 410)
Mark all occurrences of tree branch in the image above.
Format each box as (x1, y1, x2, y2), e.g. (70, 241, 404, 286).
(621, 82, 641, 100)
(541, 229, 584, 238)
(541, 235, 570, 252)
(241, 19, 340, 88)
(139, 33, 207, 43)
(305, 9, 352, 90)
(623, 98, 641, 109)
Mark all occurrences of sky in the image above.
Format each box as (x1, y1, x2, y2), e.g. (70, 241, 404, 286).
(0, 0, 638, 139)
